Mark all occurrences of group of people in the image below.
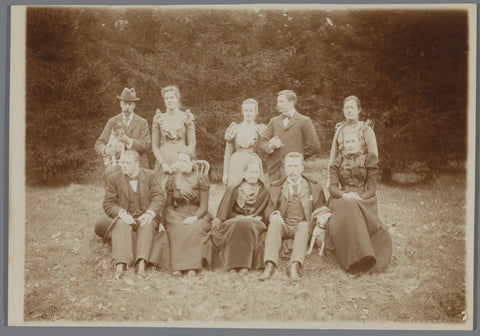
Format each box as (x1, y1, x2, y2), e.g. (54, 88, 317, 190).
(93, 86, 392, 281)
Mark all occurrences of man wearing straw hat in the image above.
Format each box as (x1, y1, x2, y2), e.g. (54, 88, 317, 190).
(95, 87, 151, 176)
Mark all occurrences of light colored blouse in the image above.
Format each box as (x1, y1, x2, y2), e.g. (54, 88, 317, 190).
(152, 110, 196, 164)
(328, 120, 378, 169)
(223, 121, 266, 174)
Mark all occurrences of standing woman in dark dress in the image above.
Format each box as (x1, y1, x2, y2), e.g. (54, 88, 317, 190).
(326, 131, 392, 274)
(329, 95, 378, 169)
(209, 162, 270, 274)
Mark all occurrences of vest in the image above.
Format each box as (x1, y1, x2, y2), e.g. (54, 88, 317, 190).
(127, 182, 143, 216)
(284, 188, 306, 225)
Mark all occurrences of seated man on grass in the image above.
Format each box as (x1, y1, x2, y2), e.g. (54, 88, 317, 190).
(260, 152, 326, 281)
(95, 150, 165, 279)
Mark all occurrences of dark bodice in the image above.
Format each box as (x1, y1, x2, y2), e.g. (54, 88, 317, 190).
(329, 152, 379, 199)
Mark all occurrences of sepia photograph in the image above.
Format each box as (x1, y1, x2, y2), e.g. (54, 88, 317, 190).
(8, 3, 476, 330)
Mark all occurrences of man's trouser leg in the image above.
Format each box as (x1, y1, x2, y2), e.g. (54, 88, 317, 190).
(263, 220, 284, 266)
(135, 221, 154, 264)
(111, 219, 134, 266)
(290, 221, 310, 266)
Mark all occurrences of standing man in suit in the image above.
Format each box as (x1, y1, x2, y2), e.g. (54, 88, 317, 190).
(95, 88, 151, 176)
(262, 90, 321, 183)
(94, 150, 166, 279)
(259, 152, 326, 281)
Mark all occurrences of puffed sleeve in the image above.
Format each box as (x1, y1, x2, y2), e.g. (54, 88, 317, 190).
(184, 110, 196, 157)
(328, 155, 344, 198)
(363, 121, 379, 158)
(361, 153, 379, 199)
(224, 122, 238, 141)
(198, 174, 211, 191)
(152, 114, 165, 165)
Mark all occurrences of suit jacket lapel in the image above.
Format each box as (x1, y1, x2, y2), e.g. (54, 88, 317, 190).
(126, 114, 139, 135)
(138, 169, 148, 210)
(279, 180, 289, 214)
(118, 173, 129, 204)
(284, 111, 299, 130)
(300, 178, 312, 221)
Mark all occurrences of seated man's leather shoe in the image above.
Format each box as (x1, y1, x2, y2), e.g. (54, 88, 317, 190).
(288, 261, 300, 281)
(114, 263, 126, 280)
(259, 261, 275, 281)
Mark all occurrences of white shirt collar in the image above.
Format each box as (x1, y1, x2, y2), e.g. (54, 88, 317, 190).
(287, 176, 303, 186)
(284, 109, 296, 118)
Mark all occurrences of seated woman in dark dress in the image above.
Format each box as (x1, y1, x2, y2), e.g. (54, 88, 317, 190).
(208, 162, 270, 275)
(326, 131, 392, 274)
(162, 151, 211, 277)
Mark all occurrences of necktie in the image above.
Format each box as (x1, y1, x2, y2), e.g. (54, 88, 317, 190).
(291, 183, 299, 199)
(126, 175, 138, 181)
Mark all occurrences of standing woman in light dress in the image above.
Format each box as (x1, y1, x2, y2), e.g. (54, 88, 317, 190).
(222, 98, 266, 186)
(329, 95, 378, 169)
(152, 86, 196, 181)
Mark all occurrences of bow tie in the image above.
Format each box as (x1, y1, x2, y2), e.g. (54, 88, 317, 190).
(282, 114, 291, 119)
(126, 175, 138, 181)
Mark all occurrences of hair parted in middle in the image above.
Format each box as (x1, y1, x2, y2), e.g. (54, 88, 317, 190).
(343, 95, 361, 110)
(241, 98, 259, 118)
(161, 85, 181, 99)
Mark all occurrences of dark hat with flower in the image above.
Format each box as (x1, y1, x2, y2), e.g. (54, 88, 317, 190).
(117, 87, 140, 101)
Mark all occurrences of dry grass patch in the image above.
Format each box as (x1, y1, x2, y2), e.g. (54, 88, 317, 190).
(24, 161, 468, 324)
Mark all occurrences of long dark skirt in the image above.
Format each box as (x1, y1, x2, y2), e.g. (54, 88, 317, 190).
(208, 218, 267, 271)
(325, 195, 392, 273)
(164, 204, 212, 272)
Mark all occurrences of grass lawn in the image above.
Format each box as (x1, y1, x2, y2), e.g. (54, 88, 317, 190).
(23, 159, 469, 325)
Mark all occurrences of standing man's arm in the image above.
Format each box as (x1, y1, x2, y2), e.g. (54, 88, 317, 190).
(302, 117, 321, 158)
(95, 119, 113, 156)
(130, 119, 151, 154)
(259, 119, 275, 155)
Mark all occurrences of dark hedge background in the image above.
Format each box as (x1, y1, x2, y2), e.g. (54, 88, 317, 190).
(26, 7, 468, 185)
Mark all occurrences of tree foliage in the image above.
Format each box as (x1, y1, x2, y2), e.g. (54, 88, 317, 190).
(26, 7, 468, 185)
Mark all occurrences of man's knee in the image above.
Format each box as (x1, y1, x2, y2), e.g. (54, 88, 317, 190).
(297, 221, 310, 230)
(268, 219, 284, 232)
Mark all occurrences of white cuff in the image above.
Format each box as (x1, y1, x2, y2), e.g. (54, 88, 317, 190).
(145, 210, 155, 218)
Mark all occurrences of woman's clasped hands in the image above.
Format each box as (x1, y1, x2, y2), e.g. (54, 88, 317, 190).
(342, 192, 363, 200)
(182, 216, 198, 225)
